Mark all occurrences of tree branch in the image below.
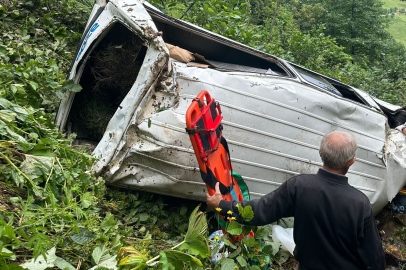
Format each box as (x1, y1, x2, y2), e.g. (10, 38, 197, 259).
(268, 0, 281, 43)
(180, 1, 196, 19)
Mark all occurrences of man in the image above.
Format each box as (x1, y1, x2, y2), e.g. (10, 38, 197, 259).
(207, 131, 385, 270)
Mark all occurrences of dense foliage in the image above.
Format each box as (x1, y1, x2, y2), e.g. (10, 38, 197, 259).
(0, 1, 203, 269)
(1, 0, 406, 269)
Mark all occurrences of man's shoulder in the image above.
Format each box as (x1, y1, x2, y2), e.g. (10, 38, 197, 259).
(285, 173, 320, 188)
(290, 174, 370, 203)
(288, 173, 318, 182)
(346, 184, 371, 204)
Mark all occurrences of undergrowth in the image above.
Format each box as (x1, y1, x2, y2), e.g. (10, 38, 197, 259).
(0, 1, 205, 269)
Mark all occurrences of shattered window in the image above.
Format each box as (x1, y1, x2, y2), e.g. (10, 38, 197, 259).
(150, 15, 292, 77)
(293, 66, 343, 97)
(208, 61, 280, 75)
(68, 23, 147, 145)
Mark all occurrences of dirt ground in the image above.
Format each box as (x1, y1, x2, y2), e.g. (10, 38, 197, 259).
(376, 204, 406, 269)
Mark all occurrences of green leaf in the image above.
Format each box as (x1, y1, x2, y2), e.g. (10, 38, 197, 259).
(29, 81, 38, 90)
(263, 242, 281, 256)
(55, 90, 68, 100)
(250, 266, 261, 270)
(248, 236, 255, 247)
(92, 246, 111, 265)
(163, 250, 202, 268)
(138, 213, 149, 222)
(54, 257, 75, 270)
(180, 237, 209, 257)
(1, 247, 16, 260)
(21, 247, 71, 270)
(70, 228, 95, 244)
(159, 251, 177, 270)
(110, 234, 122, 252)
(278, 217, 294, 228)
(52, 27, 67, 40)
(223, 238, 237, 249)
(69, 84, 82, 92)
(255, 225, 272, 239)
(61, 80, 82, 93)
(28, 132, 38, 139)
(80, 192, 93, 209)
(0, 98, 10, 109)
(26, 232, 52, 260)
(0, 110, 16, 122)
(156, 106, 170, 113)
(100, 212, 118, 233)
(236, 204, 254, 222)
(184, 206, 207, 243)
(236, 203, 243, 214)
(180, 206, 187, 215)
(210, 245, 219, 257)
(226, 221, 242, 236)
(2, 263, 27, 270)
(227, 247, 241, 258)
(118, 247, 147, 267)
(276, 249, 291, 264)
(20, 154, 53, 180)
(89, 257, 119, 270)
(236, 256, 247, 267)
(242, 224, 253, 236)
(220, 258, 236, 270)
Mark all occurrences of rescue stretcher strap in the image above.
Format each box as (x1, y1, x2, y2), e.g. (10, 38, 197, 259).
(231, 171, 250, 201)
(199, 137, 233, 195)
(199, 136, 250, 200)
(200, 167, 231, 195)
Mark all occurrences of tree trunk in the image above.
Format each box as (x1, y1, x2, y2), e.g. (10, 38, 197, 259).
(268, 0, 281, 43)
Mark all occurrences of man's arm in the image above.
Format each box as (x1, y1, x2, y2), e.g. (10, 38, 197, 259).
(358, 210, 386, 270)
(206, 179, 296, 226)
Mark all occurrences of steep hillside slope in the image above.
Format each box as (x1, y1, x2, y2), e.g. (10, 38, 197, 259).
(383, 0, 406, 46)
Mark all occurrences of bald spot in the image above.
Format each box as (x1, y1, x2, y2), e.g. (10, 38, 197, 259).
(325, 132, 351, 150)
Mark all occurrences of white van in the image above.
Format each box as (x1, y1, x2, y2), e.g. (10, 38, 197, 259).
(56, 0, 406, 214)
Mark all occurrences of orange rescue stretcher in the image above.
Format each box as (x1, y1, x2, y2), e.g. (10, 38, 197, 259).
(185, 90, 250, 231)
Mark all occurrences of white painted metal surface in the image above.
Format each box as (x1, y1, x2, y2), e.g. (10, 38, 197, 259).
(56, 0, 406, 214)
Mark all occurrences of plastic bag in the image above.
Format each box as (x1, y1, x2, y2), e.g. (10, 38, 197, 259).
(208, 230, 227, 264)
(272, 225, 295, 255)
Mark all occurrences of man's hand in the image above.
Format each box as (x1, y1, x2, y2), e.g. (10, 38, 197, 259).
(396, 125, 406, 135)
(206, 182, 223, 210)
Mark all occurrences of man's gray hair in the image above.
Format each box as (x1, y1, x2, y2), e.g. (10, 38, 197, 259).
(319, 131, 357, 169)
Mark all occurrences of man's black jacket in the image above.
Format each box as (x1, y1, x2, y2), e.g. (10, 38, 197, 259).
(219, 168, 385, 270)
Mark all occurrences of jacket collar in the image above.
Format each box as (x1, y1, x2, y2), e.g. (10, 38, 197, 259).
(317, 168, 349, 185)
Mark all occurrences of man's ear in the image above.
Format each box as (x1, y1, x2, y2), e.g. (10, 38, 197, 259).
(346, 158, 356, 168)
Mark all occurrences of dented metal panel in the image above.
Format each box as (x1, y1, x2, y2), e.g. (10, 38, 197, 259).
(110, 62, 390, 213)
(56, 0, 406, 215)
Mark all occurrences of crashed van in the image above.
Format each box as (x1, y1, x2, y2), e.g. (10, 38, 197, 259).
(56, 0, 406, 214)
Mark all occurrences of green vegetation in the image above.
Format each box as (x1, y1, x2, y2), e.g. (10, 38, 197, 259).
(383, 0, 406, 47)
(383, 0, 406, 46)
(388, 14, 406, 46)
(1, 0, 406, 269)
(382, 0, 406, 9)
(0, 1, 205, 269)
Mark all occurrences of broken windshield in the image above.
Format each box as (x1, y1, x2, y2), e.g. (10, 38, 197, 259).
(293, 65, 343, 97)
